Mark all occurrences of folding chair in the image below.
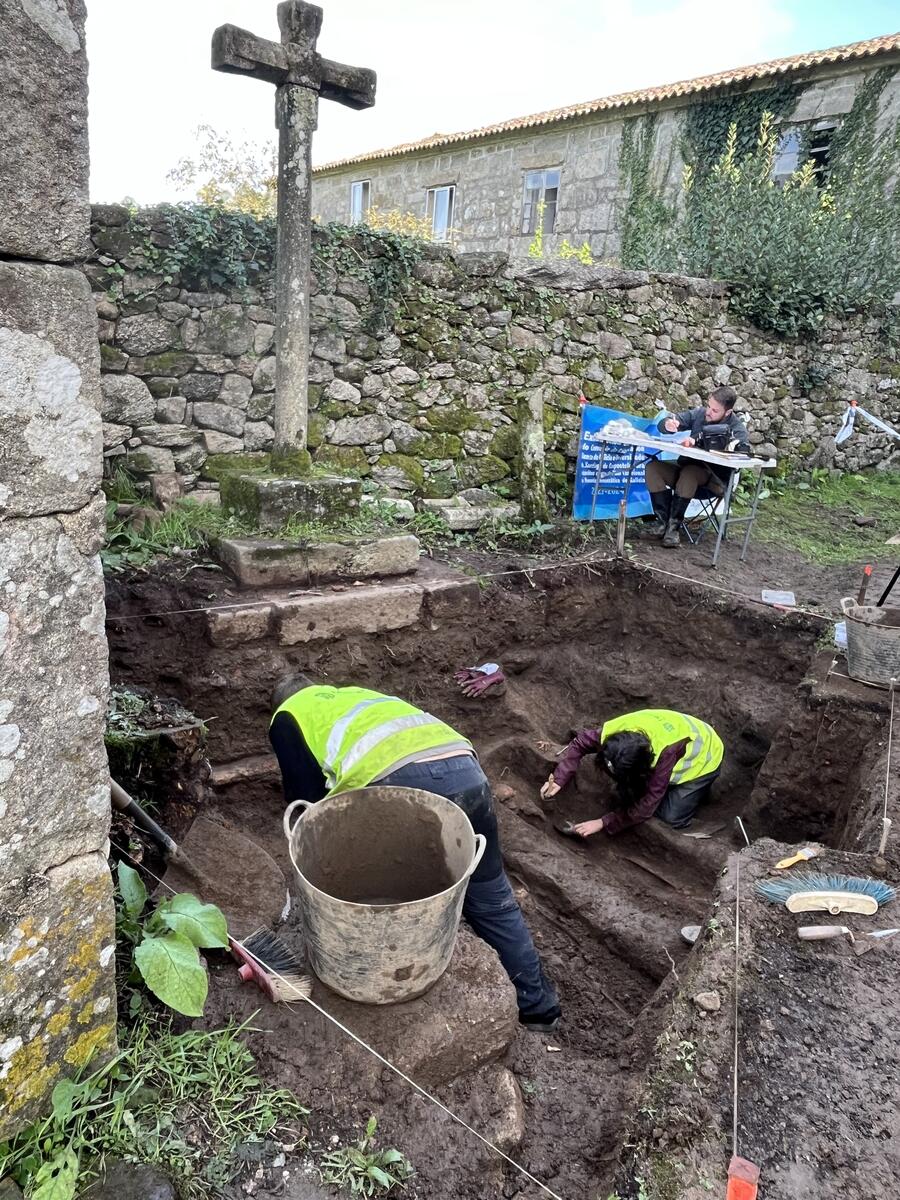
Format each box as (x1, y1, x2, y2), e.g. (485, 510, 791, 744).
(681, 472, 737, 547)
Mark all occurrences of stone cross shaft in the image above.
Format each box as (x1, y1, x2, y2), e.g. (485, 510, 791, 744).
(213, 2, 375, 462)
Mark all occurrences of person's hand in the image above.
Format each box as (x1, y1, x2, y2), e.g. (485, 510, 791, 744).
(664, 417, 680, 433)
(680, 437, 696, 447)
(540, 776, 561, 800)
(572, 817, 604, 837)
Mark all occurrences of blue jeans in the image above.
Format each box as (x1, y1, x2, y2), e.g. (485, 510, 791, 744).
(378, 755, 559, 1017)
(655, 768, 720, 829)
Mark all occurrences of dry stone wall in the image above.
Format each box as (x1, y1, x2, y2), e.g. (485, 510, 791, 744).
(0, 0, 116, 1136)
(91, 208, 900, 501)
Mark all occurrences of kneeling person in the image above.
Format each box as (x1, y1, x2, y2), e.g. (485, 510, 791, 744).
(541, 709, 723, 836)
(270, 674, 561, 1032)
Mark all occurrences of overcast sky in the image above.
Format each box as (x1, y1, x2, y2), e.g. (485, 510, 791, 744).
(86, 0, 899, 203)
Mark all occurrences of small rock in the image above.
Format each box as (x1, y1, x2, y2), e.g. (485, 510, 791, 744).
(84, 1161, 175, 1200)
(693, 991, 721, 1013)
(150, 472, 183, 511)
(494, 783, 516, 802)
(853, 515, 876, 527)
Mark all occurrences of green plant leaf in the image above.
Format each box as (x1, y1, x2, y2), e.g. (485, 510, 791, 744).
(32, 1147, 79, 1200)
(50, 1079, 80, 1125)
(379, 1149, 406, 1166)
(365, 1115, 377, 1140)
(134, 932, 208, 1017)
(368, 1166, 391, 1187)
(158, 894, 228, 948)
(117, 862, 148, 919)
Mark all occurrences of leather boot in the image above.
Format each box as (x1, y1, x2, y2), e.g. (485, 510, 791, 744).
(645, 490, 671, 537)
(662, 496, 689, 548)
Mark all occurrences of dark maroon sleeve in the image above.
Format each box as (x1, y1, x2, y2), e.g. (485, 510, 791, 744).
(552, 729, 601, 789)
(601, 739, 688, 835)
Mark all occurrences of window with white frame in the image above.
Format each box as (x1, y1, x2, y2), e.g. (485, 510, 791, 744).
(772, 122, 838, 186)
(350, 179, 371, 224)
(426, 185, 455, 241)
(521, 168, 560, 235)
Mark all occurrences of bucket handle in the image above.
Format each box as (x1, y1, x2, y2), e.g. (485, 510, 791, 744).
(462, 834, 487, 882)
(283, 799, 315, 842)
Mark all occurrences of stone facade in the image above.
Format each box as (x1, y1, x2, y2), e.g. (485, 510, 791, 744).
(91, 209, 899, 500)
(311, 54, 900, 260)
(0, 0, 116, 1136)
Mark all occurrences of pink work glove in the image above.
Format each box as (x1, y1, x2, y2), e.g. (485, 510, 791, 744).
(453, 662, 506, 697)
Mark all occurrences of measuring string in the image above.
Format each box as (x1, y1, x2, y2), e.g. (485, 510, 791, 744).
(116, 846, 566, 1200)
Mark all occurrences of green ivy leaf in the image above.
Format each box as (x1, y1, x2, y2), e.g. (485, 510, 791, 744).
(134, 932, 208, 1017)
(32, 1147, 79, 1200)
(158, 894, 228, 949)
(117, 861, 147, 919)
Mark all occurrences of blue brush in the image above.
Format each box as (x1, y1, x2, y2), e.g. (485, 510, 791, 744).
(756, 871, 895, 916)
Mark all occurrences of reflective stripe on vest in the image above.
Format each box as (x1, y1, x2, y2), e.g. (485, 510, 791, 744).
(273, 685, 471, 796)
(600, 709, 723, 786)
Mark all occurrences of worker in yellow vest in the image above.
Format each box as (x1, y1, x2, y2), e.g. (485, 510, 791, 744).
(540, 709, 724, 836)
(270, 674, 561, 1032)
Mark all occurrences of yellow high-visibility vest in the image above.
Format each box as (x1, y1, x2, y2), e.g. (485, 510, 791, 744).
(273, 685, 471, 796)
(600, 709, 723, 784)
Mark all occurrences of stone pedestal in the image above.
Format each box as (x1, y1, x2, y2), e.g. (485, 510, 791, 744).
(220, 473, 362, 531)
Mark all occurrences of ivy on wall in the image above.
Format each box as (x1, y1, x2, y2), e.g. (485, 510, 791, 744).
(681, 82, 801, 171)
(618, 114, 672, 269)
(109, 205, 425, 333)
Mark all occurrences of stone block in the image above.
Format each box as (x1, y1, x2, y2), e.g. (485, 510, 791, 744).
(361, 495, 415, 519)
(244, 421, 275, 451)
(218, 373, 252, 407)
(100, 374, 154, 426)
(276, 582, 423, 645)
(117, 314, 176, 357)
(206, 603, 273, 646)
(221, 474, 363, 531)
(0, 0, 90, 261)
(155, 396, 187, 424)
(192, 401, 246, 437)
(331, 413, 390, 444)
(0, 501, 110, 877)
(125, 446, 176, 474)
(252, 355, 276, 392)
(202, 430, 244, 455)
(422, 575, 481, 620)
(183, 306, 254, 355)
(215, 534, 420, 588)
(209, 754, 280, 788)
(180, 373, 222, 401)
(421, 499, 520, 531)
(0, 262, 101, 518)
(0, 851, 117, 1138)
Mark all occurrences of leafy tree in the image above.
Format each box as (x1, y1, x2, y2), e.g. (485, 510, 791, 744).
(169, 124, 277, 219)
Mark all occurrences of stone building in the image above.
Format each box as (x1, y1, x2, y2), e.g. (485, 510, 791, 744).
(312, 33, 900, 259)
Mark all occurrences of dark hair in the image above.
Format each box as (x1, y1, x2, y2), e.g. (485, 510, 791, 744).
(710, 385, 738, 412)
(599, 730, 654, 807)
(271, 672, 315, 712)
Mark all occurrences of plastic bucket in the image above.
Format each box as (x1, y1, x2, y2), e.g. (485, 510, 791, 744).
(283, 786, 486, 1004)
(840, 598, 900, 690)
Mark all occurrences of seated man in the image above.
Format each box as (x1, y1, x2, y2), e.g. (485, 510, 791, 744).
(540, 708, 724, 835)
(269, 673, 561, 1032)
(644, 385, 751, 549)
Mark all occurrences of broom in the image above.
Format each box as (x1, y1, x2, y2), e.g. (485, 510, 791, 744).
(756, 871, 895, 916)
(231, 928, 312, 1003)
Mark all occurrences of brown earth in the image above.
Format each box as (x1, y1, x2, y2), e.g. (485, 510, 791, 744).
(105, 556, 895, 1200)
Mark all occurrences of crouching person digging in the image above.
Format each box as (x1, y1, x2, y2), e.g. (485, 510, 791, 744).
(269, 674, 561, 1032)
(541, 709, 724, 836)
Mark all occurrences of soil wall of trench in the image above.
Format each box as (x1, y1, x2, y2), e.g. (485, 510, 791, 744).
(105, 560, 893, 1200)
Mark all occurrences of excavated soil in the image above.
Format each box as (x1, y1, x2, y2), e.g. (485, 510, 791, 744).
(106, 559, 890, 1200)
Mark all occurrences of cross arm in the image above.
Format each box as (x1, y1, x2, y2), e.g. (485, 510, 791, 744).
(318, 57, 376, 109)
(212, 24, 289, 85)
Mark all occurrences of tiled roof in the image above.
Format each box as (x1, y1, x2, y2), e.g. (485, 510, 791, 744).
(313, 32, 900, 173)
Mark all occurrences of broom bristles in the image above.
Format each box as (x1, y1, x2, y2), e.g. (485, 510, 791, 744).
(756, 871, 896, 907)
(239, 928, 312, 1003)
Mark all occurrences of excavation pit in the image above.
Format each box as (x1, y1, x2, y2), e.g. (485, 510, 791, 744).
(106, 558, 895, 1200)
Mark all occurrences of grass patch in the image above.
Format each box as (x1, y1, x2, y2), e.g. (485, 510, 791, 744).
(0, 1018, 307, 1200)
(750, 469, 900, 565)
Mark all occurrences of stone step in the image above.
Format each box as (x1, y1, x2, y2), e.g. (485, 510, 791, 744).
(220, 472, 362, 531)
(215, 533, 420, 588)
(205, 570, 480, 647)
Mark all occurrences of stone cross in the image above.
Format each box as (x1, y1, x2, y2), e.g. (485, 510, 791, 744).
(212, 3, 375, 463)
